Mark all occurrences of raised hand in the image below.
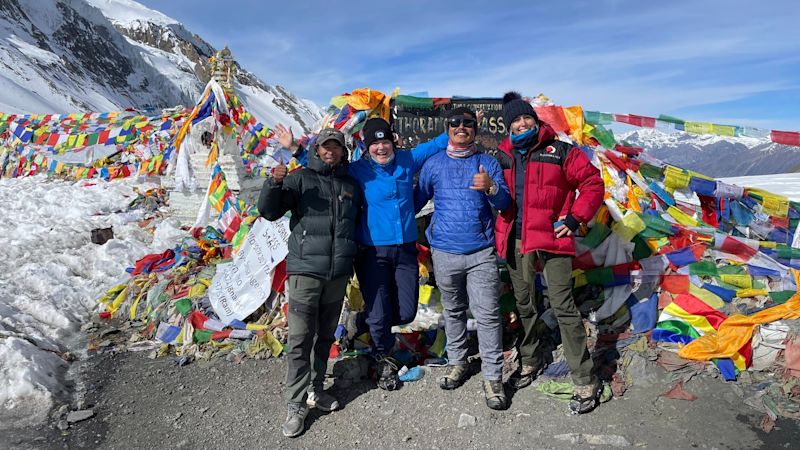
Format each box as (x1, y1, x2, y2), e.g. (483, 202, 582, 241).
(275, 124, 295, 150)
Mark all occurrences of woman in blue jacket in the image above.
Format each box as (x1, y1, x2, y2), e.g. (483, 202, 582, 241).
(349, 118, 448, 390)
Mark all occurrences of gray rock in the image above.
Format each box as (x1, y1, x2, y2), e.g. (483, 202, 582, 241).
(56, 420, 69, 431)
(66, 409, 95, 423)
(554, 433, 630, 447)
(457, 413, 477, 428)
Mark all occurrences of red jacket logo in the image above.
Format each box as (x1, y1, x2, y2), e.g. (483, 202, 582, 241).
(546, 146, 556, 154)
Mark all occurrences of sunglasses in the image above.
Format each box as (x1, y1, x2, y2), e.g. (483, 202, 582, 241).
(447, 116, 477, 129)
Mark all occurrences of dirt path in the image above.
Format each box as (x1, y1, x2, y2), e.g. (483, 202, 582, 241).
(3, 350, 798, 449)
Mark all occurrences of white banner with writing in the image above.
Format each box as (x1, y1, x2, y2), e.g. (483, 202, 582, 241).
(209, 217, 290, 325)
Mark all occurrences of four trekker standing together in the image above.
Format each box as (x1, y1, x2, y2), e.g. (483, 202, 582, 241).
(259, 92, 606, 437)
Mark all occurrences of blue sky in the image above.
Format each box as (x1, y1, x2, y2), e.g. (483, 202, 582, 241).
(140, 0, 800, 130)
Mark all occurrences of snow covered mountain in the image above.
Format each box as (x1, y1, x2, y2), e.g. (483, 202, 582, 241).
(619, 128, 800, 177)
(0, 0, 321, 132)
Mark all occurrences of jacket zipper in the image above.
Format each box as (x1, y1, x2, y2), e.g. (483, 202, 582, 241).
(299, 229, 306, 259)
(329, 174, 337, 280)
(518, 154, 526, 251)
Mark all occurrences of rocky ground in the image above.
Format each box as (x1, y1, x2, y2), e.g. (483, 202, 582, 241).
(2, 349, 799, 449)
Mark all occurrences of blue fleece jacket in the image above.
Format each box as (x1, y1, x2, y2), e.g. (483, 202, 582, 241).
(348, 133, 449, 246)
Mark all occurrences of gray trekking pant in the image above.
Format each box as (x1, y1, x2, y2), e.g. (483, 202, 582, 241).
(431, 246, 503, 381)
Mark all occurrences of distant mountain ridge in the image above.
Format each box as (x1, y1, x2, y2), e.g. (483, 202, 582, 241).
(0, 0, 321, 132)
(618, 128, 800, 177)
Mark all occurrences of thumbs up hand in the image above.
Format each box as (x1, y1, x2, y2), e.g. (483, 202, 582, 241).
(469, 164, 494, 193)
(272, 164, 288, 184)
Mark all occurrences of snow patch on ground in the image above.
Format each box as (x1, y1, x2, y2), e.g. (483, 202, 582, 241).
(0, 175, 183, 429)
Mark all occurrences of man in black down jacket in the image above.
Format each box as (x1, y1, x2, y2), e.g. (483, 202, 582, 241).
(258, 127, 362, 438)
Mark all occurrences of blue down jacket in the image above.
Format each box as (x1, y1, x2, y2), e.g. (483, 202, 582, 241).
(414, 151, 511, 255)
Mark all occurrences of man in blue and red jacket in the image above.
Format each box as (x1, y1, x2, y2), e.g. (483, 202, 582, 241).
(492, 92, 604, 414)
(415, 107, 512, 410)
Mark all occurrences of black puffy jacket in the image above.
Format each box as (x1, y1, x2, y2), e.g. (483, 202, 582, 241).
(258, 150, 362, 280)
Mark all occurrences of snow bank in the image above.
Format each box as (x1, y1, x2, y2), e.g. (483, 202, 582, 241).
(0, 175, 182, 428)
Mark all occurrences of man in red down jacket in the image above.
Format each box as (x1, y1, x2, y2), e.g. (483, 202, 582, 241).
(490, 92, 605, 414)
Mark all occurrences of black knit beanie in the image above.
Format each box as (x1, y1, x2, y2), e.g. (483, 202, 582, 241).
(362, 118, 393, 148)
(501, 92, 537, 130)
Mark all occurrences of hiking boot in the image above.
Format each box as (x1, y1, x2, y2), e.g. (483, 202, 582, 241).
(375, 356, 400, 391)
(569, 378, 603, 415)
(281, 402, 308, 438)
(307, 390, 340, 412)
(482, 379, 508, 410)
(439, 364, 470, 390)
(507, 363, 541, 390)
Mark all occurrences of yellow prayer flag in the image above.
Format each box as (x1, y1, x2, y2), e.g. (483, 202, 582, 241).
(264, 331, 284, 357)
(664, 166, 691, 191)
(746, 188, 789, 218)
(611, 212, 647, 242)
(419, 284, 433, 306)
(711, 124, 736, 137)
(688, 284, 725, 310)
(736, 288, 769, 298)
(666, 206, 699, 227)
(573, 271, 588, 288)
(685, 122, 713, 134)
(720, 273, 753, 289)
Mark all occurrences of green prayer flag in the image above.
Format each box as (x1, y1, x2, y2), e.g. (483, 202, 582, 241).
(639, 213, 675, 237)
(395, 95, 434, 109)
(632, 234, 654, 260)
(688, 260, 718, 277)
(589, 124, 616, 149)
(657, 114, 685, 125)
(638, 163, 664, 181)
(584, 111, 613, 125)
(194, 329, 213, 343)
(174, 298, 192, 316)
(657, 319, 701, 339)
(718, 265, 746, 275)
(769, 290, 795, 304)
(581, 223, 611, 249)
(585, 267, 614, 286)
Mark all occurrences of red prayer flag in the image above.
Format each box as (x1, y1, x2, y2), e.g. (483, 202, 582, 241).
(572, 251, 597, 270)
(698, 195, 718, 227)
(771, 130, 800, 146)
(661, 274, 689, 294)
(533, 105, 570, 133)
(719, 236, 758, 260)
(272, 260, 288, 293)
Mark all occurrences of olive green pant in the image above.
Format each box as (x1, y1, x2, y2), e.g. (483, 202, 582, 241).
(506, 240, 594, 385)
(285, 274, 348, 404)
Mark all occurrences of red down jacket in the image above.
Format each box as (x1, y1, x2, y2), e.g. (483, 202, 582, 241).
(492, 123, 604, 259)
